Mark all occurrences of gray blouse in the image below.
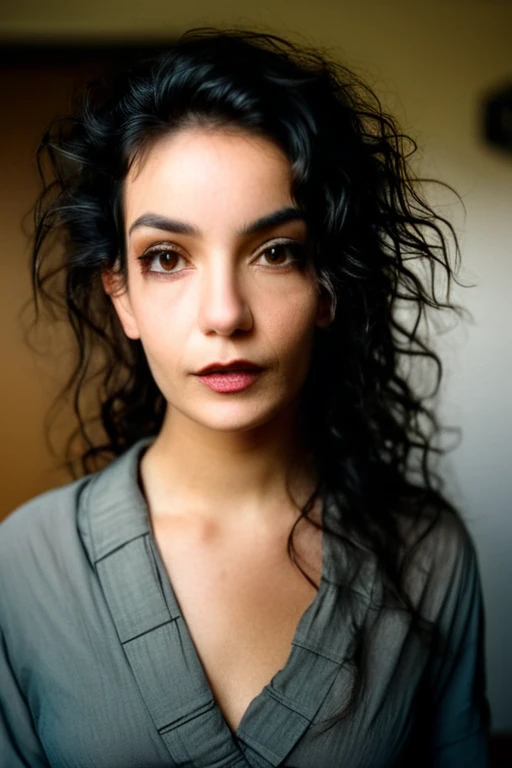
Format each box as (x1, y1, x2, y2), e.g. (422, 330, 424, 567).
(0, 437, 490, 767)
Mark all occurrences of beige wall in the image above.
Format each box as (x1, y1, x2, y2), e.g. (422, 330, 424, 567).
(1, 0, 511, 731)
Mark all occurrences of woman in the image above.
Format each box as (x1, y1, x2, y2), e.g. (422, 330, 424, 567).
(0, 28, 490, 767)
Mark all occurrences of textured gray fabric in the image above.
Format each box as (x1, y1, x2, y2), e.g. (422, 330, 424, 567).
(0, 437, 490, 767)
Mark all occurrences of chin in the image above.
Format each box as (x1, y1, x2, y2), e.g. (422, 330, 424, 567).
(188, 399, 292, 434)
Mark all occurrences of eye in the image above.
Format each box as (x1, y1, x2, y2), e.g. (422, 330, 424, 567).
(137, 246, 186, 276)
(256, 241, 306, 269)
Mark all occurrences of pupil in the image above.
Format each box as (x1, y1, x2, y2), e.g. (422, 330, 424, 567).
(268, 246, 284, 263)
(160, 252, 176, 270)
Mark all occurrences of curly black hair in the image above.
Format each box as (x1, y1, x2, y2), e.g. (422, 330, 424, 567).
(28, 27, 468, 728)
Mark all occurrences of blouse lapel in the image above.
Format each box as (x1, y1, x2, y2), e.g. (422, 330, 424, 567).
(234, 509, 377, 766)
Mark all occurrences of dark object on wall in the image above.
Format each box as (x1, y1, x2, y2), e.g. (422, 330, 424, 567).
(483, 83, 512, 156)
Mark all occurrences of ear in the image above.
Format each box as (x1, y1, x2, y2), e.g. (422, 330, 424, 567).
(315, 289, 334, 329)
(101, 269, 141, 340)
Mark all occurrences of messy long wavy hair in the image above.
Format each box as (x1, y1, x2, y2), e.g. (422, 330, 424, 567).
(29, 27, 467, 729)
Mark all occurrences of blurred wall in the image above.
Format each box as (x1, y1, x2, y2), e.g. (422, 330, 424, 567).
(1, 0, 511, 732)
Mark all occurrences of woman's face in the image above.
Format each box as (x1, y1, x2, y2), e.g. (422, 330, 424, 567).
(105, 126, 331, 435)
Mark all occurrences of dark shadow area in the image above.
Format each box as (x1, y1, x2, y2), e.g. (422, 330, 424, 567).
(490, 733, 512, 767)
(0, 40, 174, 78)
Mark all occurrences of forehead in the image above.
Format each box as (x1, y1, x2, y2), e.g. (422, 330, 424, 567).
(123, 127, 294, 228)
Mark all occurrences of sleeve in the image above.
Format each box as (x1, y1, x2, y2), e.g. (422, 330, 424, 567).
(425, 524, 492, 767)
(0, 627, 50, 768)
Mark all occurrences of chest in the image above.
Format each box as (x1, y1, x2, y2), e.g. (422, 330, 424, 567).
(151, 515, 322, 733)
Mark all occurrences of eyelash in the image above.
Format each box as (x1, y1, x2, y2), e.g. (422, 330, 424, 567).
(136, 240, 306, 278)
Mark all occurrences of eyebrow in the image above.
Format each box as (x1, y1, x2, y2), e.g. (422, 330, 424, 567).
(128, 207, 306, 238)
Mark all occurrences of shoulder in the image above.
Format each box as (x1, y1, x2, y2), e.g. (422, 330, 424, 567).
(397, 490, 478, 570)
(418, 502, 477, 575)
(0, 436, 154, 572)
(0, 437, 152, 605)
(0, 475, 90, 556)
(396, 495, 482, 617)
(0, 476, 93, 614)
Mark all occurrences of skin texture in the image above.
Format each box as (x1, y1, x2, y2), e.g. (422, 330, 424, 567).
(103, 126, 331, 527)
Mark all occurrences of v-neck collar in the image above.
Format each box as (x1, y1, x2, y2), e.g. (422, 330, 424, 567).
(78, 436, 377, 767)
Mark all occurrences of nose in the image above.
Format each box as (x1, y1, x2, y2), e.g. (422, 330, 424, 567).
(197, 258, 253, 336)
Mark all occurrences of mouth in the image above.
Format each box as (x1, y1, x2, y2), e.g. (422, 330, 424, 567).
(194, 360, 264, 393)
(195, 359, 264, 375)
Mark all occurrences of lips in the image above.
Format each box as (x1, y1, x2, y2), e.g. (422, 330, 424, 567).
(195, 359, 263, 375)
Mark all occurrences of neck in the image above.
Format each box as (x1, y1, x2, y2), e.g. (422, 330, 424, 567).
(139, 401, 317, 529)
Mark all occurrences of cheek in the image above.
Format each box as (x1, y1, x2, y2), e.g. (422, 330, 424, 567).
(262, 285, 319, 360)
(130, 295, 189, 370)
